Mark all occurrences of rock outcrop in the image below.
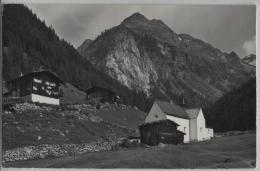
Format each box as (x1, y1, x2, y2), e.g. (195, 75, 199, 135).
(242, 54, 256, 66)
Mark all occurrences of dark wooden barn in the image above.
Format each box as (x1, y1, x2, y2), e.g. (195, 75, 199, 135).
(139, 119, 185, 146)
(4, 70, 63, 105)
(85, 86, 117, 103)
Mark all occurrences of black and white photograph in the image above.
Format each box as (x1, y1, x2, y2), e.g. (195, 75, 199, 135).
(0, 0, 258, 169)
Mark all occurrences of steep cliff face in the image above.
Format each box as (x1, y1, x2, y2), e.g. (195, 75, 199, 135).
(78, 13, 255, 107)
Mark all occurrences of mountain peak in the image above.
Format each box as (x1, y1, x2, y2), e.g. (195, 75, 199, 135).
(122, 12, 148, 24)
(229, 51, 239, 57)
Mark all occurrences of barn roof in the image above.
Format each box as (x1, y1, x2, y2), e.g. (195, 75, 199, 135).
(9, 70, 63, 83)
(139, 119, 179, 127)
(185, 108, 201, 119)
(156, 100, 201, 119)
(156, 100, 191, 119)
(176, 130, 186, 135)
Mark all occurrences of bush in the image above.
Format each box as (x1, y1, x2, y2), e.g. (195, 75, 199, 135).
(65, 115, 77, 120)
(96, 104, 101, 109)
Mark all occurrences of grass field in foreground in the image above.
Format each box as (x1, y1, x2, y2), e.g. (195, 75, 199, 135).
(4, 133, 256, 168)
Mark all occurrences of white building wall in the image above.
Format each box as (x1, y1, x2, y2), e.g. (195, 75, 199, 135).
(31, 93, 60, 105)
(190, 118, 197, 141)
(145, 102, 167, 123)
(196, 110, 206, 141)
(196, 109, 213, 141)
(166, 115, 190, 143)
(208, 128, 214, 138)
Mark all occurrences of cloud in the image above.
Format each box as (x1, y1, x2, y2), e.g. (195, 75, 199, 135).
(243, 35, 256, 55)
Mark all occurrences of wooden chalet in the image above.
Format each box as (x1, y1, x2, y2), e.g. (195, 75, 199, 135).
(4, 70, 63, 105)
(139, 119, 185, 146)
(85, 86, 117, 103)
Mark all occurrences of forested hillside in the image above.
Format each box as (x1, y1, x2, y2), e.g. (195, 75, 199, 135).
(2, 4, 151, 110)
(204, 78, 256, 132)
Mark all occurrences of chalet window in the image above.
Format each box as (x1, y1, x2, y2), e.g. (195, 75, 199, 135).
(154, 114, 158, 118)
(33, 86, 38, 91)
(33, 78, 42, 83)
(200, 127, 203, 133)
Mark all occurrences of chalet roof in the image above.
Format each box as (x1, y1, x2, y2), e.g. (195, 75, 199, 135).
(156, 100, 191, 119)
(185, 108, 201, 119)
(139, 119, 179, 127)
(139, 119, 186, 135)
(10, 70, 63, 83)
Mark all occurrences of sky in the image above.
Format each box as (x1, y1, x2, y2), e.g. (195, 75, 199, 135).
(26, 4, 256, 58)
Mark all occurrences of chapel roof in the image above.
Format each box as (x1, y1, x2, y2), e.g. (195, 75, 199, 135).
(156, 100, 201, 119)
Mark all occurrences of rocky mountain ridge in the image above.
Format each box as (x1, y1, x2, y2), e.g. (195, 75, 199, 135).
(242, 54, 256, 66)
(77, 39, 93, 55)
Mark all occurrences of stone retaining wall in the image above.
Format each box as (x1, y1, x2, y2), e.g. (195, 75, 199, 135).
(3, 139, 121, 163)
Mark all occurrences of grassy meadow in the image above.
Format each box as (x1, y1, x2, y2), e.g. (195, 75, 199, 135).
(4, 133, 256, 168)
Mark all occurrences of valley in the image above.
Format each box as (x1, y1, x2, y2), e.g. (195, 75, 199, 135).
(1, 4, 256, 169)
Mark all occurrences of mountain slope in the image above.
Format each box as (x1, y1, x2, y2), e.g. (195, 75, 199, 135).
(204, 78, 256, 132)
(2, 5, 152, 110)
(78, 13, 255, 107)
(2, 4, 111, 89)
(77, 39, 93, 55)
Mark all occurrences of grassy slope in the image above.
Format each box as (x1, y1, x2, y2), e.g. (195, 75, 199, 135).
(59, 82, 86, 104)
(3, 133, 256, 168)
(2, 103, 146, 150)
(93, 107, 147, 130)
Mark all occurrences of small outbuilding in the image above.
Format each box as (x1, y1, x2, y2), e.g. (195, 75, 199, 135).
(139, 119, 185, 146)
(85, 86, 117, 103)
(5, 70, 63, 105)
